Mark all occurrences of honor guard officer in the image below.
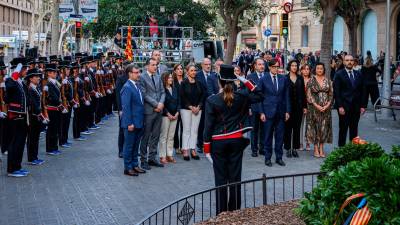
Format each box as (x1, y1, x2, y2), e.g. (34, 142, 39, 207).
(44, 63, 62, 156)
(0, 60, 8, 157)
(58, 59, 73, 148)
(25, 68, 46, 165)
(5, 58, 30, 177)
(203, 65, 263, 214)
(70, 61, 87, 141)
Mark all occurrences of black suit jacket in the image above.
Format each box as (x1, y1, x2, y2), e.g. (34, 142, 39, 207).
(163, 85, 180, 116)
(28, 86, 41, 116)
(287, 74, 307, 112)
(334, 69, 367, 110)
(47, 81, 61, 107)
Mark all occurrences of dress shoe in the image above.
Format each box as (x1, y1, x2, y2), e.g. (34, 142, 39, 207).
(286, 150, 292, 158)
(124, 169, 138, 176)
(265, 159, 272, 167)
(133, 167, 146, 173)
(292, 150, 299, 158)
(276, 159, 286, 166)
(251, 152, 258, 157)
(141, 162, 151, 170)
(166, 156, 176, 163)
(148, 160, 164, 167)
(191, 150, 200, 160)
(118, 152, 123, 158)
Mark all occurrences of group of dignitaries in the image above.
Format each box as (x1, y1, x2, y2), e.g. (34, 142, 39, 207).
(0, 52, 121, 177)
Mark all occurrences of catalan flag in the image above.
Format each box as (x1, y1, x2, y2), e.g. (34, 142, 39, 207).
(124, 26, 133, 61)
(334, 193, 372, 225)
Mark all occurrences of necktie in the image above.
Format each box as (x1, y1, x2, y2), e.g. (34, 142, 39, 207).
(135, 84, 143, 103)
(349, 71, 355, 87)
(273, 75, 278, 91)
(151, 74, 156, 88)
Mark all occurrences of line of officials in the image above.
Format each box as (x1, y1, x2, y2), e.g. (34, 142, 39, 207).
(0, 52, 122, 177)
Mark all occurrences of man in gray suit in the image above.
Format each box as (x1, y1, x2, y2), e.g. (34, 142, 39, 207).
(152, 50, 168, 75)
(138, 58, 166, 170)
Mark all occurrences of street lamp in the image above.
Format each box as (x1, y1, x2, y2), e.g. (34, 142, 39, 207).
(382, 0, 392, 117)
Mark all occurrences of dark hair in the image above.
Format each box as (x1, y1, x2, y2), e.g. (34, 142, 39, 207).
(161, 72, 172, 88)
(300, 64, 311, 77)
(172, 63, 183, 80)
(268, 59, 278, 67)
(219, 80, 234, 107)
(313, 62, 326, 75)
(145, 58, 157, 66)
(125, 64, 139, 74)
(287, 60, 299, 73)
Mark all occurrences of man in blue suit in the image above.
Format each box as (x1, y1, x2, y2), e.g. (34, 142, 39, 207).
(195, 58, 219, 152)
(120, 64, 146, 176)
(258, 59, 290, 167)
(247, 58, 266, 157)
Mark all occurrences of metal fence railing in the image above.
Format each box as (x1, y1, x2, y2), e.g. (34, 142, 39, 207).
(137, 172, 322, 225)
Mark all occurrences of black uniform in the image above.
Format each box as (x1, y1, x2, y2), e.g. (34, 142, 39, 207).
(72, 76, 85, 138)
(59, 76, 73, 146)
(88, 67, 98, 127)
(5, 77, 28, 173)
(45, 79, 62, 152)
(27, 83, 42, 162)
(203, 78, 263, 215)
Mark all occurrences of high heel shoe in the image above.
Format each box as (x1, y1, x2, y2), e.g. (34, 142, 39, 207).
(183, 150, 190, 161)
(191, 150, 200, 160)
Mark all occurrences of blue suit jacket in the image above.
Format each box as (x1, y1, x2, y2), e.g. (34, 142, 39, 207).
(196, 71, 219, 97)
(120, 80, 144, 129)
(257, 73, 291, 118)
(247, 72, 263, 113)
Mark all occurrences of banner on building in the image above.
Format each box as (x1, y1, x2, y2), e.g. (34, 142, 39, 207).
(59, 0, 98, 23)
(79, 0, 98, 23)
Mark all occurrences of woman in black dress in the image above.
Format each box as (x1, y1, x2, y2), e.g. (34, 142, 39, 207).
(284, 60, 307, 158)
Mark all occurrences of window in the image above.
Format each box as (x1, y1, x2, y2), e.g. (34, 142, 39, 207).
(301, 25, 309, 47)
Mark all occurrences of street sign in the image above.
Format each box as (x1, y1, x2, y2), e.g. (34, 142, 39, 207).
(12, 31, 29, 41)
(283, 2, 293, 13)
(264, 29, 272, 37)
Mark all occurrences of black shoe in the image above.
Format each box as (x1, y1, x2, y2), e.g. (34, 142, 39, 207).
(197, 146, 203, 154)
(292, 150, 299, 158)
(124, 170, 138, 176)
(251, 152, 258, 157)
(118, 152, 123, 158)
(183, 156, 190, 161)
(141, 162, 151, 170)
(258, 151, 265, 156)
(265, 159, 272, 167)
(133, 167, 146, 174)
(286, 149, 292, 158)
(276, 159, 286, 166)
(191, 150, 200, 160)
(148, 160, 164, 167)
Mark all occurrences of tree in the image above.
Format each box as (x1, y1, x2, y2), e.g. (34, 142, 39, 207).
(88, 0, 214, 40)
(312, 0, 340, 74)
(336, 0, 365, 55)
(216, 0, 253, 64)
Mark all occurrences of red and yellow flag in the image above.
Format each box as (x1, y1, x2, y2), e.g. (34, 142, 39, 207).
(124, 26, 133, 61)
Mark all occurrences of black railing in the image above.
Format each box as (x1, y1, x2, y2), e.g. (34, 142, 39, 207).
(137, 172, 322, 225)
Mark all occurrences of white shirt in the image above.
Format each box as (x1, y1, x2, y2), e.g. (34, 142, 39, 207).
(256, 72, 263, 79)
(345, 68, 354, 80)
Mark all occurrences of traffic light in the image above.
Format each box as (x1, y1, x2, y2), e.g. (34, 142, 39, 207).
(281, 13, 289, 37)
(75, 21, 82, 39)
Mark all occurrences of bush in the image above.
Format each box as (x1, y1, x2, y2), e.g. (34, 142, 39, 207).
(297, 156, 400, 225)
(391, 145, 400, 159)
(320, 143, 385, 174)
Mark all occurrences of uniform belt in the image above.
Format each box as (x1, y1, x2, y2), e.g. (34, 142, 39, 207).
(47, 106, 59, 111)
(212, 131, 244, 140)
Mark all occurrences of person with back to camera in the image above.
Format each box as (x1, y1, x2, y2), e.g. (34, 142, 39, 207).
(203, 65, 264, 215)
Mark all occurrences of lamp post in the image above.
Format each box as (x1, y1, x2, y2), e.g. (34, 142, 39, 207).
(382, 0, 392, 117)
(18, 0, 22, 55)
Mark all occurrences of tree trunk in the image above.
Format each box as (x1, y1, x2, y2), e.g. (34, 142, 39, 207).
(256, 22, 264, 51)
(345, 19, 358, 56)
(51, 1, 60, 55)
(225, 26, 238, 64)
(41, 15, 53, 56)
(320, 3, 337, 76)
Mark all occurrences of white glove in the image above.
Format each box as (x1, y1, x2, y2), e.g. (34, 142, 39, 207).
(62, 108, 69, 114)
(85, 100, 90, 106)
(0, 112, 7, 119)
(73, 104, 79, 108)
(75, 77, 80, 82)
(14, 63, 23, 73)
(107, 89, 112, 94)
(62, 79, 68, 85)
(95, 92, 100, 98)
(112, 65, 116, 69)
(205, 153, 213, 164)
(0, 82, 5, 88)
(81, 68, 86, 73)
(84, 77, 90, 81)
(42, 118, 50, 124)
(43, 85, 49, 92)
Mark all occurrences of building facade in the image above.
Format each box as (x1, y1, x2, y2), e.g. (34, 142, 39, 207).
(289, 0, 400, 61)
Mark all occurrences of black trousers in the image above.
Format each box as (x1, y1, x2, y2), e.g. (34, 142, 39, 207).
(73, 107, 82, 138)
(1, 119, 11, 153)
(173, 115, 183, 149)
(338, 107, 361, 147)
(89, 98, 98, 127)
(7, 118, 28, 173)
(95, 97, 103, 124)
(59, 109, 72, 145)
(365, 84, 380, 107)
(27, 117, 41, 162)
(118, 114, 124, 154)
(250, 112, 265, 153)
(211, 138, 249, 215)
(81, 104, 91, 131)
(106, 94, 113, 115)
(284, 109, 303, 150)
(197, 109, 205, 148)
(46, 110, 61, 152)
